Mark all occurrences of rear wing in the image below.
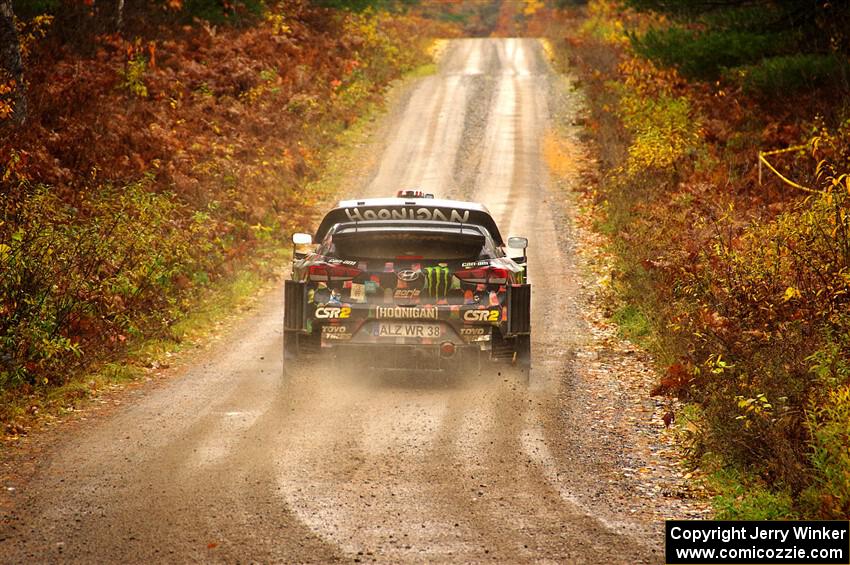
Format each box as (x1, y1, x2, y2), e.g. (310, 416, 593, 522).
(315, 201, 504, 246)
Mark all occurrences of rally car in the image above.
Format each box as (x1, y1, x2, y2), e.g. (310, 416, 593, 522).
(283, 191, 531, 376)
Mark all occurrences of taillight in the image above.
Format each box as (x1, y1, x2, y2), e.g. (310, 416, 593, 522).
(454, 267, 509, 285)
(307, 264, 362, 282)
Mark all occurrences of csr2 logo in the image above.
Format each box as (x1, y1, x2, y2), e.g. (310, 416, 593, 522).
(315, 306, 351, 319)
(463, 309, 500, 322)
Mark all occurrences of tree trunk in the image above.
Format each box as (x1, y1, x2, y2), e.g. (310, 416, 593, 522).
(116, 0, 125, 30)
(0, 0, 26, 127)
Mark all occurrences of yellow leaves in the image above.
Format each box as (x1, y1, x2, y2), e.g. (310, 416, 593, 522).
(522, 0, 545, 17)
(619, 91, 700, 175)
(708, 354, 734, 375)
(2, 149, 27, 183)
(782, 286, 801, 302)
(240, 68, 280, 105)
(539, 38, 555, 63)
(0, 101, 12, 120)
(607, 48, 701, 176)
(16, 14, 54, 57)
(427, 39, 448, 62)
(542, 130, 583, 180)
(120, 54, 149, 98)
(265, 13, 291, 36)
(0, 80, 16, 120)
(735, 393, 773, 429)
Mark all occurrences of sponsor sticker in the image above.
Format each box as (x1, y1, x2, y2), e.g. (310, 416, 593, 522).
(463, 309, 500, 322)
(364, 280, 380, 295)
(397, 269, 421, 282)
(350, 282, 366, 303)
(322, 325, 351, 340)
(375, 306, 438, 319)
(394, 288, 421, 299)
(344, 207, 471, 223)
(424, 266, 452, 298)
(326, 258, 358, 266)
(460, 327, 487, 336)
(315, 306, 351, 319)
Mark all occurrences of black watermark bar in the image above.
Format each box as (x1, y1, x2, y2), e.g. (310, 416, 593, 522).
(666, 521, 850, 564)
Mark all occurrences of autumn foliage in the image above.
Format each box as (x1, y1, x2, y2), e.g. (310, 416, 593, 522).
(0, 1, 456, 411)
(539, 1, 850, 517)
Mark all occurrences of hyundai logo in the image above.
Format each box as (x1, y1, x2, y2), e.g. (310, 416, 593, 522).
(397, 269, 420, 282)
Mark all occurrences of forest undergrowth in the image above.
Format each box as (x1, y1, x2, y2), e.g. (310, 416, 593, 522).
(533, 0, 850, 519)
(0, 0, 458, 430)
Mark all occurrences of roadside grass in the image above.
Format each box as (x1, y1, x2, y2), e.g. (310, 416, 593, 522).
(707, 466, 798, 520)
(129, 257, 284, 367)
(611, 304, 650, 342)
(405, 62, 438, 79)
(1, 254, 283, 438)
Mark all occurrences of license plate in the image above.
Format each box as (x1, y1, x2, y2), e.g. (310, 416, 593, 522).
(373, 323, 442, 338)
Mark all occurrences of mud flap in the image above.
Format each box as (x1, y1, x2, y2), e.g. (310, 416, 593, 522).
(505, 283, 531, 383)
(506, 283, 531, 336)
(284, 280, 307, 362)
(284, 280, 307, 330)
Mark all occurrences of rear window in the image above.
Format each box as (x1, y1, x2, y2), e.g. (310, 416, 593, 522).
(324, 230, 488, 260)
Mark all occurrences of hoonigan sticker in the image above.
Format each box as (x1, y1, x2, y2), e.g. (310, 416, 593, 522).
(344, 207, 471, 223)
(374, 306, 438, 319)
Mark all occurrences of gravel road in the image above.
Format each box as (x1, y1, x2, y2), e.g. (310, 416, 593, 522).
(0, 38, 695, 564)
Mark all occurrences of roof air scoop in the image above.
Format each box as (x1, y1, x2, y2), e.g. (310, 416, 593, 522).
(396, 189, 434, 199)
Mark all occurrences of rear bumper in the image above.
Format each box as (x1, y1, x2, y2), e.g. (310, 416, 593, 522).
(325, 343, 482, 371)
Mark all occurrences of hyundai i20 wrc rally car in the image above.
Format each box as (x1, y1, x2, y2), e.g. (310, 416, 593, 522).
(283, 190, 531, 376)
